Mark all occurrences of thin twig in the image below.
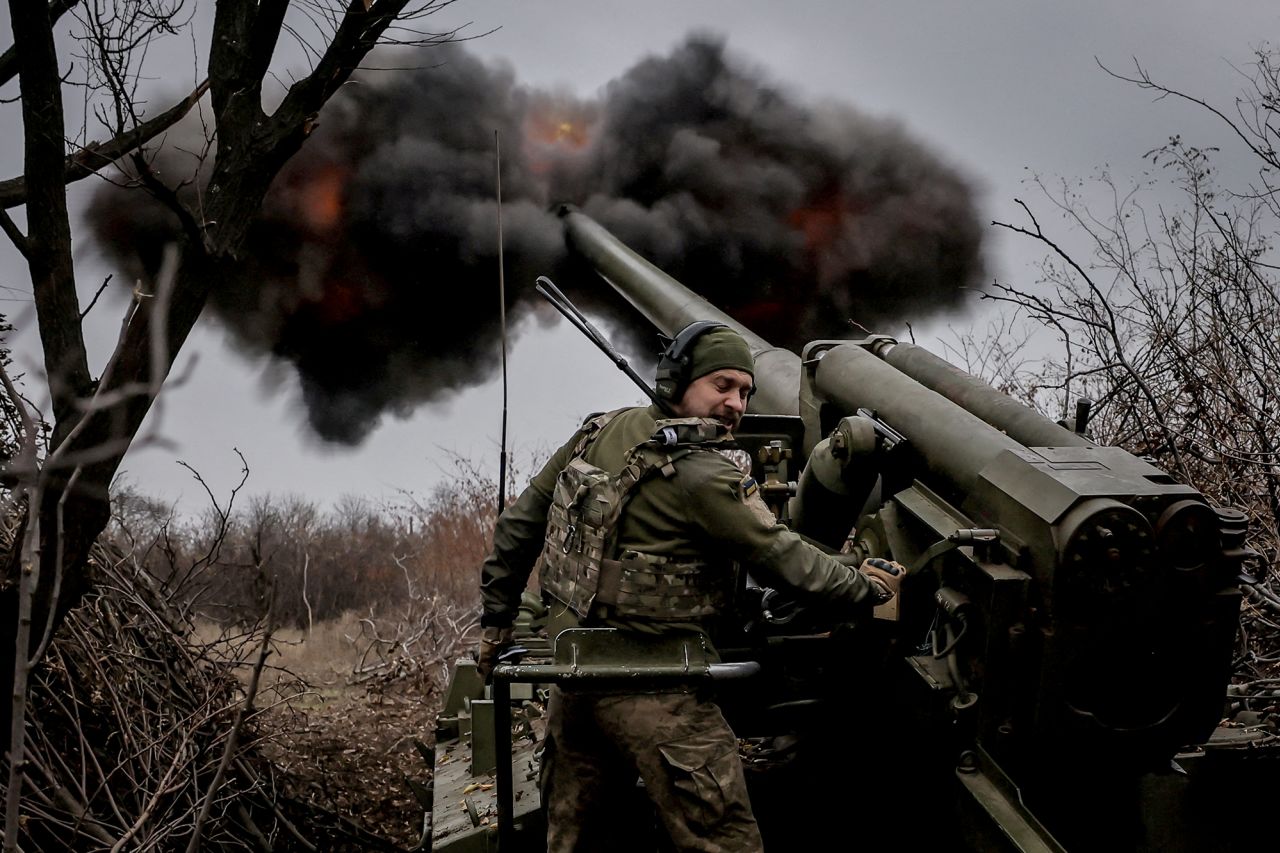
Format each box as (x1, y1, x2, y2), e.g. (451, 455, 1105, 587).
(186, 575, 275, 853)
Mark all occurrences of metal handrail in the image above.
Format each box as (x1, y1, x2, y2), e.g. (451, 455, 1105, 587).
(489, 659, 760, 848)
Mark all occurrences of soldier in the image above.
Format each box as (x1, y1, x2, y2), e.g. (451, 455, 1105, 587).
(477, 321, 903, 853)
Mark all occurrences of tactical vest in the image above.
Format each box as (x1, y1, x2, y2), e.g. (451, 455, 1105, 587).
(537, 413, 739, 622)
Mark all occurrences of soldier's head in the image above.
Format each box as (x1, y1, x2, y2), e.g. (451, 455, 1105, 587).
(658, 322, 755, 430)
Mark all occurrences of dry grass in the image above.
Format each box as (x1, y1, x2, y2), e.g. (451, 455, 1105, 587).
(273, 615, 368, 679)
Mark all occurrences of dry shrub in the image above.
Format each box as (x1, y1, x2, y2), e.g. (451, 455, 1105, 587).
(0, 512, 303, 851)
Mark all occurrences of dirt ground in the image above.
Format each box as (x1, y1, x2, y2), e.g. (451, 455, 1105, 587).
(251, 622, 456, 851)
(263, 689, 439, 848)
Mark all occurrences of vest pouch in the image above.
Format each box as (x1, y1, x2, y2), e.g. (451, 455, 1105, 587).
(539, 457, 626, 618)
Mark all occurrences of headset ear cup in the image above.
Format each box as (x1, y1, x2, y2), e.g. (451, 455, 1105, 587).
(654, 352, 682, 401)
(654, 320, 728, 404)
(654, 371, 674, 401)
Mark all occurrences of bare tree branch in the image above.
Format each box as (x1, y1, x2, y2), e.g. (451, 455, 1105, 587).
(1100, 56, 1280, 174)
(0, 0, 81, 88)
(993, 198, 1193, 480)
(186, 566, 273, 853)
(0, 79, 210, 210)
(78, 274, 113, 321)
(0, 208, 28, 259)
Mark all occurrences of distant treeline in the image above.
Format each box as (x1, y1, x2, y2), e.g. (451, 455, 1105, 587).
(109, 461, 501, 628)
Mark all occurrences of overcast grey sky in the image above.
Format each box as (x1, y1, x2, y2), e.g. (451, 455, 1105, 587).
(2, 1, 1277, 513)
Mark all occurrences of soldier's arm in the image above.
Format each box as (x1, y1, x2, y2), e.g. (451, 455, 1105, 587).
(478, 429, 581, 628)
(683, 456, 878, 608)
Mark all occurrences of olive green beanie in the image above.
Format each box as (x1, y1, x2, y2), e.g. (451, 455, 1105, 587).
(688, 327, 755, 381)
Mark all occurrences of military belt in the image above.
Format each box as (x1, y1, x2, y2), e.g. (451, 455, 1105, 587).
(594, 556, 726, 620)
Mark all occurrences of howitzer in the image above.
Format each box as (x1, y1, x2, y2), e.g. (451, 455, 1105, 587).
(426, 209, 1272, 852)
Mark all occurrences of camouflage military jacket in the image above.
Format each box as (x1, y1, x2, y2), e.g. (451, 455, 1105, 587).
(479, 405, 876, 639)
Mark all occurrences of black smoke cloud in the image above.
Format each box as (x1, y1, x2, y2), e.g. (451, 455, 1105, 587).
(88, 36, 984, 444)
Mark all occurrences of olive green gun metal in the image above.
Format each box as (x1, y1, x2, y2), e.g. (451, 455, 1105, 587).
(561, 206, 801, 417)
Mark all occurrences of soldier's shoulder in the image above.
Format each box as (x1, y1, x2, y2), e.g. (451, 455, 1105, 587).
(594, 406, 659, 442)
(662, 443, 745, 487)
(579, 405, 641, 428)
(575, 406, 652, 444)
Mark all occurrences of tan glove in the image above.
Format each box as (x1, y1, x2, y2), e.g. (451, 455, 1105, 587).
(476, 626, 514, 681)
(859, 557, 907, 604)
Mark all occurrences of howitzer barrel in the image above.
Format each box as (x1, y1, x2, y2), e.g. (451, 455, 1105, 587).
(876, 341, 1094, 449)
(561, 206, 801, 415)
(813, 344, 1028, 495)
(564, 207, 1035, 494)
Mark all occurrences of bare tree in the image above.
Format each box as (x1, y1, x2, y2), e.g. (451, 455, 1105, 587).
(0, 0, 470, 831)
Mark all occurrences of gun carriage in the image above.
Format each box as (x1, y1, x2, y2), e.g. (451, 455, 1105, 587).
(427, 208, 1270, 852)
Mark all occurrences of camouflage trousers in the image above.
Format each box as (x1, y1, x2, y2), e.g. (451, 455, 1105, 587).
(542, 686, 763, 853)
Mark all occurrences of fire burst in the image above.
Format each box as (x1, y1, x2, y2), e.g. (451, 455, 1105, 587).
(788, 192, 853, 253)
(523, 95, 596, 178)
(525, 112, 592, 148)
(297, 164, 348, 233)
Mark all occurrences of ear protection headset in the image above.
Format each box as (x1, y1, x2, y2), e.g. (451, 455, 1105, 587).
(654, 320, 729, 403)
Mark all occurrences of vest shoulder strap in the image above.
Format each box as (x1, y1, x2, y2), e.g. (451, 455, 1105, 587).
(569, 406, 631, 458)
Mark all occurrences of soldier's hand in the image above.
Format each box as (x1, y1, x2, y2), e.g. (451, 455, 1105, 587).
(476, 626, 514, 681)
(859, 557, 906, 604)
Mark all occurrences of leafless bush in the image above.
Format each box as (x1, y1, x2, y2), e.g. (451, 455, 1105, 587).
(349, 588, 479, 696)
(0, 509, 301, 851)
(387, 455, 512, 608)
(340, 456, 545, 696)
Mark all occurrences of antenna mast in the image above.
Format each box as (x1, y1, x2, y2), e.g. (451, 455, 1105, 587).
(496, 131, 509, 516)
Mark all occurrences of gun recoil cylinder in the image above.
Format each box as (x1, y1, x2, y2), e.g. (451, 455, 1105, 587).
(791, 416, 879, 547)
